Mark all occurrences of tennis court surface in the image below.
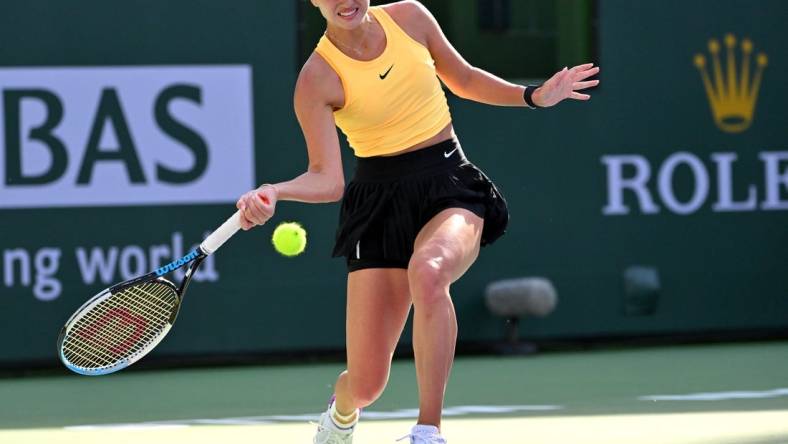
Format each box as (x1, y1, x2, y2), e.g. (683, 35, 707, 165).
(2, 341, 787, 443)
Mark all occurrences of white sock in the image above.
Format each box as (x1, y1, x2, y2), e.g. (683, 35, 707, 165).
(329, 401, 359, 431)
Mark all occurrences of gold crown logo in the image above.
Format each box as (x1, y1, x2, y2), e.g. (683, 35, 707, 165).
(694, 34, 767, 133)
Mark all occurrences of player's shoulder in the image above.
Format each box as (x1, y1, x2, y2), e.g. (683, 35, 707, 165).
(380, 0, 434, 28)
(380, 0, 436, 45)
(300, 51, 336, 82)
(295, 51, 343, 107)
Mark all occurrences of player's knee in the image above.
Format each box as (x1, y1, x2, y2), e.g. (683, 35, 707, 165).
(348, 374, 387, 408)
(408, 247, 454, 307)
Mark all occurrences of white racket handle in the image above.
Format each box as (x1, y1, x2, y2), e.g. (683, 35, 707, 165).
(200, 210, 242, 255)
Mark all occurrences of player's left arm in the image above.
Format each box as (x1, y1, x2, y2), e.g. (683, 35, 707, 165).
(401, 0, 599, 107)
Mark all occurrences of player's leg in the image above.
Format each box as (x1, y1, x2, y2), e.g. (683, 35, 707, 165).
(314, 268, 411, 443)
(334, 267, 412, 416)
(408, 207, 483, 428)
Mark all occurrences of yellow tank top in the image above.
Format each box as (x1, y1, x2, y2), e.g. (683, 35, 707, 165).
(315, 7, 452, 157)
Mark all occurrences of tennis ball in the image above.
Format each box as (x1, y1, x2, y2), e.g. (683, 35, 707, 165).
(272, 222, 307, 257)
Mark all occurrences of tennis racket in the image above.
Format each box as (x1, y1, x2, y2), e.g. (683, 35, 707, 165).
(57, 209, 244, 375)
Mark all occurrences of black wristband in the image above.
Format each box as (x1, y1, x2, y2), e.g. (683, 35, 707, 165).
(523, 85, 542, 109)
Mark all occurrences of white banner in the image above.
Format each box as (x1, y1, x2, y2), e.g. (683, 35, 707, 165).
(0, 65, 254, 208)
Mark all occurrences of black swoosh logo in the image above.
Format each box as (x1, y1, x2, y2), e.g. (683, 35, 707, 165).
(379, 64, 394, 80)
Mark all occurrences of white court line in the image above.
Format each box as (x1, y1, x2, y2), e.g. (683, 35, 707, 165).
(63, 387, 788, 431)
(64, 404, 562, 430)
(639, 387, 788, 402)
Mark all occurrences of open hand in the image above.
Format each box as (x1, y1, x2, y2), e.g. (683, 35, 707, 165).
(533, 63, 600, 107)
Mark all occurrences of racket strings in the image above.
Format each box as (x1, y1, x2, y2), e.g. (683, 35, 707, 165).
(76, 282, 175, 361)
(69, 288, 164, 360)
(64, 283, 175, 368)
(65, 291, 164, 367)
(62, 281, 178, 370)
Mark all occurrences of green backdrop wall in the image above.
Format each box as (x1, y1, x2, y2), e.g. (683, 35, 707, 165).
(1, 0, 786, 367)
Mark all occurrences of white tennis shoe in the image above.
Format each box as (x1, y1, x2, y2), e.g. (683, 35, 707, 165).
(313, 411, 354, 444)
(396, 424, 447, 444)
(313, 396, 355, 444)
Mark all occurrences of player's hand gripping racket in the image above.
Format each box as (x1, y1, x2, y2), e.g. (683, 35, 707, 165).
(57, 210, 245, 375)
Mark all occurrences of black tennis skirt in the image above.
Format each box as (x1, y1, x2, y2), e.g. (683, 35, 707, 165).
(332, 138, 509, 272)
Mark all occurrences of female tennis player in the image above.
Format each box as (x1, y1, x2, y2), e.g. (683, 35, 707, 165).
(236, 1, 598, 442)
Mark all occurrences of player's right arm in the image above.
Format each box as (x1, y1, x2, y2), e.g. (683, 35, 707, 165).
(237, 53, 346, 230)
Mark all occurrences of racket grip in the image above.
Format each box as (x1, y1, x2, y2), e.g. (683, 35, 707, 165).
(201, 210, 242, 255)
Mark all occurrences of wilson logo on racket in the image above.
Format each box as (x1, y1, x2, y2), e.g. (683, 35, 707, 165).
(155, 250, 200, 276)
(78, 307, 149, 356)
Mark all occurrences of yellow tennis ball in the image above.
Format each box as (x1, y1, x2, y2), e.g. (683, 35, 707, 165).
(272, 222, 307, 257)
